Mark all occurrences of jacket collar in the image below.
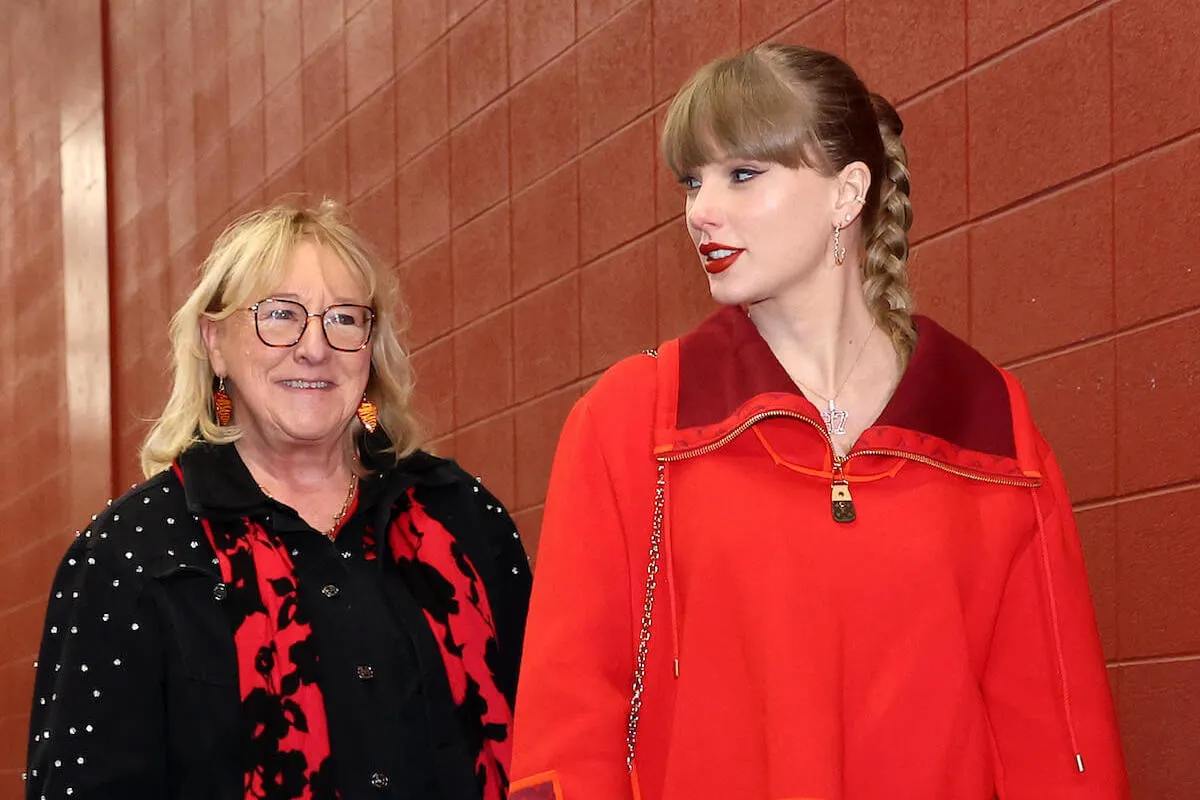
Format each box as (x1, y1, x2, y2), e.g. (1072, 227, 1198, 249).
(176, 433, 461, 520)
(655, 306, 1025, 477)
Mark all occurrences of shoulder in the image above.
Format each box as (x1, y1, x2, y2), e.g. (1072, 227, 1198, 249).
(587, 349, 661, 406)
(566, 350, 663, 448)
(387, 450, 528, 567)
(68, 469, 200, 578)
(382, 449, 509, 515)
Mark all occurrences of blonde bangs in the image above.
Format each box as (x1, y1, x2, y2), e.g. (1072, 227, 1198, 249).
(661, 48, 824, 176)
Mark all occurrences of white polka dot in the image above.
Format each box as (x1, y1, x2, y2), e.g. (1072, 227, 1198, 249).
(80, 664, 88, 672)
(85, 725, 93, 733)
(101, 613, 109, 622)
(136, 565, 144, 573)
(69, 626, 77, 634)
(167, 549, 175, 556)
(167, 517, 175, 525)
(50, 626, 58, 634)
(54, 759, 61, 767)
(87, 557, 95, 565)
(68, 558, 76, 566)
(55, 592, 62, 599)
(131, 623, 140, 631)
(112, 579, 120, 588)
(125, 551, 133, 559)
(69, 727, 76, 734)
(113, 658, 122, 666)
(143, 497, 150, 504)
(92, 689, 101, 698)
(113, 514, 120, 521)
(163, 487, 170, 493)
(71, 591, 79, 599)
(134, 526, 143, 533)
(91, 515, 97, 521)
(76, 757, 84, 765)
(190, 541, 198, 549)
(512, 567, 520, 575)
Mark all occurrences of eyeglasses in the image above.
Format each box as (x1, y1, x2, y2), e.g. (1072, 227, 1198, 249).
(248, 298, 375, 352)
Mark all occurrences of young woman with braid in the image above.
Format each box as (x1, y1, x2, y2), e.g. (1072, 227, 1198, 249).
(508, 45, 1128, 800)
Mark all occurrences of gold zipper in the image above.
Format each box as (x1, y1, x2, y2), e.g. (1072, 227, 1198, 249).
(658, 410, 1041, 522)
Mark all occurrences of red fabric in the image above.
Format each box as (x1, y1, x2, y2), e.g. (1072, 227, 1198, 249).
(510, 312, 1128, 799)
(389, 490, 513, 800)
(199, 514, 337, 800)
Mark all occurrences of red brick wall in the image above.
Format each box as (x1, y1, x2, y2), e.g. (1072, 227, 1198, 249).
(2, 1, 1198, 796)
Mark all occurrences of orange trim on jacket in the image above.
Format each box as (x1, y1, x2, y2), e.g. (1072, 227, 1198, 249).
(511, 307, 1129, 799)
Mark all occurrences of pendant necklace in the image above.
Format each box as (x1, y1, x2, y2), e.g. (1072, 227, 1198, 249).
(791, 322, 876, 437)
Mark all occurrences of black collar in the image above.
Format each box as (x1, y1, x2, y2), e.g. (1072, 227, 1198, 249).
(176, 433, 462, 521)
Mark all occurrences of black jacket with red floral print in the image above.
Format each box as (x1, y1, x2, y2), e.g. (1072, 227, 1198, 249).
(26, 439, 532, 800)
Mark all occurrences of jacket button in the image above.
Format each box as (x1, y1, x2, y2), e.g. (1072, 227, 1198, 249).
(356, 665, 375, 680)
(321, 584, 340, 598)
(212, 583, 228, 601)
(370, 771, 389, 789)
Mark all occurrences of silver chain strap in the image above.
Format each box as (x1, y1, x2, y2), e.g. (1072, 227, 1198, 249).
(626, 460, 667, 773)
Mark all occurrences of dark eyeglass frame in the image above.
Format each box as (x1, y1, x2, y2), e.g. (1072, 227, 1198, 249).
(248, 298, 376, 352)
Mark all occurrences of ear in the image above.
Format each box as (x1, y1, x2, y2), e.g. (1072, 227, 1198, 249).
(833, 161, 872, 227)
(199, 316, 228, 380)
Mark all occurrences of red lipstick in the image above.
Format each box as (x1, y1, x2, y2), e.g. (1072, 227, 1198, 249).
(699, 242, 744, 275)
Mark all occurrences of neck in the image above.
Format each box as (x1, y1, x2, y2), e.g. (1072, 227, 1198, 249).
(746, 260, 878, 397)
(235, 433, 355, 493)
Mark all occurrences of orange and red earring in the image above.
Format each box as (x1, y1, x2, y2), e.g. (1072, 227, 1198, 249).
(213, 376, 233, 427)
(356, 393, 378, 433)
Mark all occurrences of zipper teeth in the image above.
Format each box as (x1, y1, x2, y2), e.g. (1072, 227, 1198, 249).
(845, 448, 1041, 488)
(659, 411, 1041, 487)
(659, 410, 822, 462)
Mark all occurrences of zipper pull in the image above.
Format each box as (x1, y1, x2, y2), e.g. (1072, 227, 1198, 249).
(831, 480, 856, 523)
(830, 463, 856, 523)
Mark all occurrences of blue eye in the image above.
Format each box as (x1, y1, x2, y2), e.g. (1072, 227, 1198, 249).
(678, 175, 701, 191)
(268, 308, 296, 321)
(731, 167, 762, 183)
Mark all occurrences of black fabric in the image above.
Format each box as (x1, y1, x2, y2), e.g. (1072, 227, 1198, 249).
(26, 440, 531, 800)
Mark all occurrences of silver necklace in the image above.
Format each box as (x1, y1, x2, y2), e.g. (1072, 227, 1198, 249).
(790, 322, 876, 436)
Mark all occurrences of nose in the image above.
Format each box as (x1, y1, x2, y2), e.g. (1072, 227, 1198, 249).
(294, 313, 332, 361)
(686, 182, 724, 233)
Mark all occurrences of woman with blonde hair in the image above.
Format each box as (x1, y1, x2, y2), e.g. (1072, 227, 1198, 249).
(28, 200, 531, 799)
(509, 45, 1127, 799)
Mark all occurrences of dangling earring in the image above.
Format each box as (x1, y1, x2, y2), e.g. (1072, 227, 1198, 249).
(213, 376, 233, 427)
(356, 394, 379, 433)
(833, 224, 846, 266)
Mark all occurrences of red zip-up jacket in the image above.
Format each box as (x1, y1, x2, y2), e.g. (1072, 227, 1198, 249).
(510, 307, 1128, 800)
